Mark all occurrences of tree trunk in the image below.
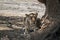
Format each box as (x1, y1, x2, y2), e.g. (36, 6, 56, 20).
(30, 0, 60, 40)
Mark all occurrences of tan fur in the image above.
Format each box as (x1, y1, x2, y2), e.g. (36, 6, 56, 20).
(24, 13, 38, 34)
(41, 19, 50, 30)
(40, 14, 51, 30)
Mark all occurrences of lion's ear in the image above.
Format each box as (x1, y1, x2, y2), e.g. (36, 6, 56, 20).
(35, 13, 38, 17)
(25, 14, 29, 17)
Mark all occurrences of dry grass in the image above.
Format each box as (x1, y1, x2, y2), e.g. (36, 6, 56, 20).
(0, 26, 13, 30)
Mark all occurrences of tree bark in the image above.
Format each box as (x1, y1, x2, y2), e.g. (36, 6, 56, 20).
(30, 0, 60, 40)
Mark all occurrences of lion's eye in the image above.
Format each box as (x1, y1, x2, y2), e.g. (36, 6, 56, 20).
(30, 15, 33, 17)
(34, 15, 36, 16)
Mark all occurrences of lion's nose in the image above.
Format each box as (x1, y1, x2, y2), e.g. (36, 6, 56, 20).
(32, 17, 35, 22)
